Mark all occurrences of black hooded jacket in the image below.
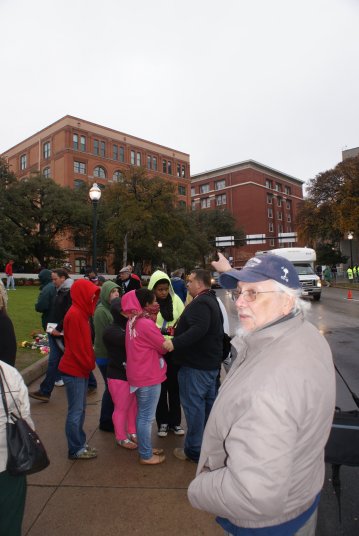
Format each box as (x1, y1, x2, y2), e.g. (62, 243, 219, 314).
(104, 300, 128, 381)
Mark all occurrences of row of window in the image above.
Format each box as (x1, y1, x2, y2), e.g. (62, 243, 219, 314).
(267, 208, 291, 222)
(267, 195, 292, 210)
(268, 223, 292, 234)
(265, 179, 291, 195)
(73, 178, 186, 197)
(192, 194, 227, 209)
(191, 179, 226, 196)
(73, 133, 187, 178)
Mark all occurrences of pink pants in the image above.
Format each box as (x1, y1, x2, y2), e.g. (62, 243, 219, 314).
(107, 378, 137, 441)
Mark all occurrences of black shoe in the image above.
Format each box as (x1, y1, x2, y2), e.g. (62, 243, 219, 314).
(99, 423, 114, 433)
(29, 390, 50, 402)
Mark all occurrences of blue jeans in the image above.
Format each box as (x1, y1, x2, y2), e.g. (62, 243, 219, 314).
(40, 334, 63, 396)
(135, 384, 161, 460)
(178, 366, 218, 462)
(62, 375, 88, 456)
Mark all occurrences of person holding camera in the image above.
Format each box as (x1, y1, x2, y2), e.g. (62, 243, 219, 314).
(148, 270, 185, 438)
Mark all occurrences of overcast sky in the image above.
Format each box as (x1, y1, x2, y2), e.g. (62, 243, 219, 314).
(1, 0, 358, 183)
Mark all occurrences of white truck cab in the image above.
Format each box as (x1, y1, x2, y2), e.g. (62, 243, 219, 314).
(256, 247, 322, 301)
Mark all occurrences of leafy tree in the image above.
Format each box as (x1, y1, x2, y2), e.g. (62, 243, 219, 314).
(296, 155, 359, 246)
(0, 160, 90, 267)
(315, 243, 348, 266)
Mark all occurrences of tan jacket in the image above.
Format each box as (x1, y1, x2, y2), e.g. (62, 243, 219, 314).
(188, 313, 335, 529)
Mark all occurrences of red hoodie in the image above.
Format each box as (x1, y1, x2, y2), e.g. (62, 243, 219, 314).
(59, 279, 100, 378)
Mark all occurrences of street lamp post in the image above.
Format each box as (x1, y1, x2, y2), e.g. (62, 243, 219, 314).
(348, 232, 354, 268)
(89, 183, 102, 272)
(157, 241, 163, 270)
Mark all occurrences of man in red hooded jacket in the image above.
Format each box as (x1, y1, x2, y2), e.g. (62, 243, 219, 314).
(59, 279, 100, 460)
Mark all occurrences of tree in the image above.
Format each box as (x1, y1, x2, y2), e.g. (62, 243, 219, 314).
(0, 160, 90, 267)
(296, 156, 359, 246)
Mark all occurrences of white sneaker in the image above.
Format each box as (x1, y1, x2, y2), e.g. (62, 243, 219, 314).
(55, 379, 64, 387)
(157, 424, 169, 437)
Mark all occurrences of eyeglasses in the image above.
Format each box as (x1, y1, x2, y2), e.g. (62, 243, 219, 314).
(231, 289, 283, 302)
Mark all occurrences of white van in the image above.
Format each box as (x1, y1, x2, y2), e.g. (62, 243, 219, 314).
(256, 247, 322, 301)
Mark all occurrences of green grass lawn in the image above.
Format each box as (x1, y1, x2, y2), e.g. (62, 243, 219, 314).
(6, 286, 46, 370)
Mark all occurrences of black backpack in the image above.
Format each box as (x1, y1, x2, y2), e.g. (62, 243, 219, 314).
(324, 364, 359, 521)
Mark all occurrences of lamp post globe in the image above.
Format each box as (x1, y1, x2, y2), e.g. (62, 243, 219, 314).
(89, 183, 102, 272)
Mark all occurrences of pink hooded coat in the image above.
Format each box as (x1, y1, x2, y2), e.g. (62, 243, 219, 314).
(121, 290, 167, 387)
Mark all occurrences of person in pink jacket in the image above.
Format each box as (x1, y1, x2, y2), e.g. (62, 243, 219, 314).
(121, 288, 167, 465)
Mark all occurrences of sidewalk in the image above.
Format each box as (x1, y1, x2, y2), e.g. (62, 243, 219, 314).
(23, 367, 222, 536)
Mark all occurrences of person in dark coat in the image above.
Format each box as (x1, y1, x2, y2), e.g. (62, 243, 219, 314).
(0, 291, 16, 366)
(35, 269, 56, 331)
(116, 267, 141, 294)
(170, 269, 187, 303)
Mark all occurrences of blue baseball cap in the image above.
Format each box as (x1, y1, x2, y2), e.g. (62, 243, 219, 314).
(219, 254, 300, 290)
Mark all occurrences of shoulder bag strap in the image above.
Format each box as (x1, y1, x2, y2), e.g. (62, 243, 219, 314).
(0, 366, 10, 419)
(0, 365, 22, 418)
(334, 363, 359, 409)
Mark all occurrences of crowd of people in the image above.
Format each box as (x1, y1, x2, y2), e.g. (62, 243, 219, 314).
(1, 255, 337, 535)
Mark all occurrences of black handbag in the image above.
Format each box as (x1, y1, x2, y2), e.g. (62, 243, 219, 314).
(324, 364, 359, 521)
(0, 365, 50, 476)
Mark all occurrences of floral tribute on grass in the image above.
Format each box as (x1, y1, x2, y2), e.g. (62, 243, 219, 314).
(20, 332, 50, 355)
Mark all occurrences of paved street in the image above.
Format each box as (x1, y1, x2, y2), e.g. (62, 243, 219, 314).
(24, 287, 359, 535)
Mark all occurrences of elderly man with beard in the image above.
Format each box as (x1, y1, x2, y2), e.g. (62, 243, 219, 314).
(188, 253, 335, 536)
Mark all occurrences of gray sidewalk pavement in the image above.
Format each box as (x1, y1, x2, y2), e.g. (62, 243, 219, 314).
(23, 367, 222, 536)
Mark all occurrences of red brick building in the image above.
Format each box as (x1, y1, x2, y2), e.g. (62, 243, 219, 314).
(191, 160, 304, 266)
(1, 116, 190, 273)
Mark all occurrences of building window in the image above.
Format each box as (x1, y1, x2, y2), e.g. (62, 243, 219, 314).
(100, 141, 106, 158)
(285, 186, 291, 195)
(191, 201, 196, 210)
(136, 152, 141, 166)
(43, 167, 51, 178)
(277, 197, 282, 207)
(191, 187, 195, 197)
(178, 200, 186, 208)
(200, 184, 209, 194)
(93, 166, 106, 179)
(147, 155, 151, 170)
(265, 179, 273, 189)
(215, 179, 226, 190)
(74, 161, 86, 174)
(20, 154, 27, 170)
(275, 183, 282, 192)
(181, 165, 186, 178)
(178, 185, 186, 196)
(177, 163, 181, 177)
(112, 170, 122, 182)
(152, 156, 157, 171)
(278, 224, 283, 233)
(201, 197, 211, 209)
(75, 258, 87, 274)
(267, 194, 273, 204)
(113, 144, 118, 160)
(287, 226, 292, 233)
(74, 179, 85, 189)
(43, 141, 51, 159)
(268, 208, 273, 218)
(269, 222, 274, 232)
(216, 194, 227, 206)
(167, 161, 172, 175)
(130, 150, 135, 165)
(94, 139, 99, 156)
(269, 238, 275, 246)
(287, 214, 291, 222)
(278, 212, 283, 220)
(80, 136, 86, 152)
(162, 159, 167, 173)
(73, 134, 78, 150)
(119, 146, 125, 162)
(286, 200, 292, 210)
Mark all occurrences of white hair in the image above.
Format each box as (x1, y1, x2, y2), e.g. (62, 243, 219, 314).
(273, 280, 311, 316)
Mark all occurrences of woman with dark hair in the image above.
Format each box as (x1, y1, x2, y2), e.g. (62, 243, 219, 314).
(121, 288, 167, 465)
(148, 270, 185, 437)
(0, 289, 16, 366)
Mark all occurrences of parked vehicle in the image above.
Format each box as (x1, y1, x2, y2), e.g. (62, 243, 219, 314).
(256, 247, 322, 301)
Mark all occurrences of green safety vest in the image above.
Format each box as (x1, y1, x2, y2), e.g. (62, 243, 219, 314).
(347, 268, 353, 279)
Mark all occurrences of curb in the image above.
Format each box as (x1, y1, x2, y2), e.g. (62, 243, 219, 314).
(21, 356, 48, 386)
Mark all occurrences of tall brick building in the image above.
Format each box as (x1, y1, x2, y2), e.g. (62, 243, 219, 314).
(1, 116, 190, 273)
(191, 160, 304, 265)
